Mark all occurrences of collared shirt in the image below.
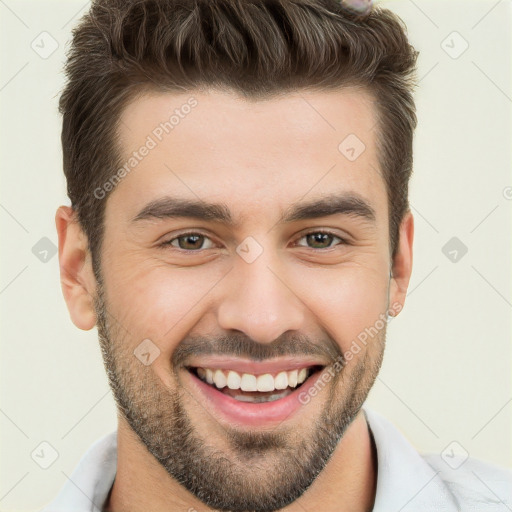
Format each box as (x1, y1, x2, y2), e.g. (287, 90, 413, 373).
(39, 407, 512, 511)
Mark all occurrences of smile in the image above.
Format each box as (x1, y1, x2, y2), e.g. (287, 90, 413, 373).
(184, 361, 327, 426)
(189, 366, 322, 403)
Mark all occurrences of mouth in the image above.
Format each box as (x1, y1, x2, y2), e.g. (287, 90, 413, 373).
(183, 362, 327, 427)
(187, 365, 324, 403)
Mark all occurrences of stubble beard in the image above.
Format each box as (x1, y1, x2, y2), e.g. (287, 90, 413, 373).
(93, 282, 385, 512)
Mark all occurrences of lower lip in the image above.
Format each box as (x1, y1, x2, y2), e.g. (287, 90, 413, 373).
(184, 368, 324, 427)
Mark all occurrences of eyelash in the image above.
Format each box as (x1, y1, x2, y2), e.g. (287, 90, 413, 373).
(159, 230, 348, 252)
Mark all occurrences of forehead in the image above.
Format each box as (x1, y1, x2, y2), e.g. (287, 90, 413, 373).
(111, 87, 385, 224)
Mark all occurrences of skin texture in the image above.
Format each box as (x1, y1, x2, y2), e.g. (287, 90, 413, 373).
(56, 86, 414, 512)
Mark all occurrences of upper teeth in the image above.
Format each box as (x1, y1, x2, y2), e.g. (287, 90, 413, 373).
(196, 367, 310, 392)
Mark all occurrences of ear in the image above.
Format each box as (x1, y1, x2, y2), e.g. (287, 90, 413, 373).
(388, 210, 414, 317)
(55, 206, 97, 330)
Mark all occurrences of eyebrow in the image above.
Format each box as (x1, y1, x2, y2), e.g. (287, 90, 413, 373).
(131, 193, 376, 226)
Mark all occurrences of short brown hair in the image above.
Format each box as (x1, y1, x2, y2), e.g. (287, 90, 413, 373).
(59, 0, 418, 275)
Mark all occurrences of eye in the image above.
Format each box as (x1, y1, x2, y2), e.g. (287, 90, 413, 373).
(161, 232, 216, 251)
(159, 230, 347, 252)
(295, 231, 346, 250)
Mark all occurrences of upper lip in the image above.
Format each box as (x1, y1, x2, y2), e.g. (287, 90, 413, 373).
(184, 356, 328, 375)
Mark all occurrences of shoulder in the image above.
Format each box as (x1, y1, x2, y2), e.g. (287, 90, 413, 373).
(422, 451, 512, 510)
(37, 431, 117, 512)
(363, 407, 512, 511)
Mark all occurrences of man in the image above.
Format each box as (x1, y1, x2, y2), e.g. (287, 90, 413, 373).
(42, 0, 511, 511)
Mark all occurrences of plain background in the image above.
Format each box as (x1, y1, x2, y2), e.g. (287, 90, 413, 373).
(0, 1, 511, 510)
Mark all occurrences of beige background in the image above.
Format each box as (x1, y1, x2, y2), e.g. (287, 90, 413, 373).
(0, 0, 511, 510)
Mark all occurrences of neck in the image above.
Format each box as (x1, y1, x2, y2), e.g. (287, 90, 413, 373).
(105, 409, 377, 512)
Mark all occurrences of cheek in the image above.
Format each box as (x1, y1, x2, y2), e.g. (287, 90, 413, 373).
(295, 262, 389, 354)
(101, 255, 225, 349)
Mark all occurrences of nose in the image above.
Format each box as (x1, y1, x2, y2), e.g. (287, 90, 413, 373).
(217, 254, 306, 344)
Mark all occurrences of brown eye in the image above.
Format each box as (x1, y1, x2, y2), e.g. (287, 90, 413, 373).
(164, 233, 215, 251)
(296, 231, 344, 249)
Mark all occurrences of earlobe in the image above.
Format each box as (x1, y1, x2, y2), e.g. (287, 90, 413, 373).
(389, 211, 414, 316)
(55, 206, 97, 330)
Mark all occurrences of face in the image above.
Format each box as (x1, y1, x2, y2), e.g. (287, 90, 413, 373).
(60, 87, 413, 512)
